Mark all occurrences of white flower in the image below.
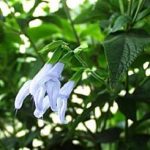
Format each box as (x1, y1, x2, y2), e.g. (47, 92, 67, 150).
(15, 80, 31, 110)
(57, 80, 75, 124)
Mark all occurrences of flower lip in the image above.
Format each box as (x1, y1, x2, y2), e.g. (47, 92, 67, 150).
(59, 80, 75, 96)
(46, 79, 60, 112)
(56, 80, 75, 124)
(15, 80, 31, 110)
(35, 85, 46, 112)
(34, 95, 50, 118)
(58, 94, 69, 100)
(34, 109, 43, 119)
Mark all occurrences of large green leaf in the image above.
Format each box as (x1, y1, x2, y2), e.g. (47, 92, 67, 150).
(103, 30, 150, 86)
(27, 23, 60, 42)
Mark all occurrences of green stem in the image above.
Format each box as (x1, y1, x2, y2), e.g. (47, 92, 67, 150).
(62, 0, 80, 45)
(119, 0, 124, 15)
(91, 71, 104, 83)
(75, 54, 87, 67)
(127, 0, 133, 16)
(132, 0, 145, 23)
(125, 72, 129, 141)
(125, 72, 129, 94)
(101, 103, 111, 130)
(125, 117, 128, 141)
(2, 22, 21, 34)
(75, 54, 104, 83)
(28, 0, 41, 14)
(23, 30, 44, 63)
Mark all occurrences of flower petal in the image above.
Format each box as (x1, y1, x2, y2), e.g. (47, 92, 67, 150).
(49, 62, 64, 78)
(29, 63, 52, 96)
(57, 97, 67, 124)
(33, 85, 46, 111)
(38, 85, 47, 110)
(57, 97, 63, 118)
(56, 80, 75, 124)
(34, 95, 50, 118)
(46, 80, 60, 111)
(59, 80, 75, 96)
(15, 80, 31, 109)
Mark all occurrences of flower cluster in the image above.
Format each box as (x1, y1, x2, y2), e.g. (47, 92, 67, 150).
(15, 62, 75, 124)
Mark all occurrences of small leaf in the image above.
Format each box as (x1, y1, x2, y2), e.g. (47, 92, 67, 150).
(40, 40, 64, 53)
(111, 15, 131, 32)
(136, 8, 150, 22)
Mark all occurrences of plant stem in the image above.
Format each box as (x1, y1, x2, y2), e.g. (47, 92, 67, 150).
(4, 0, 44, 63)
(119, 0, 124, 15)
(75, 54, 104, 83)
(125, 117, 128, 141)
(101, 103, 111, 130)
(125, 72, 129, 141)
(132, 0, 145, 23)
(23, 30, 44, 63)
(62, 0, 80, 45)
(127, 0, 133, 16)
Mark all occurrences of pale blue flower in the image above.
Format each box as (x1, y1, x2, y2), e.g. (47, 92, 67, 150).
(45, 62, 64, 111)
(15, 62, 65, 120)
(15, 80, 31, 109)
(57, 80, 75, 124)
(30, 62, 64, 112)
(33, 85, 47, 112)
(34, 95, 50, 118)
(48, 62, 64, 78)
(46, 79, 60, 111)
(29, 63, 53, 96)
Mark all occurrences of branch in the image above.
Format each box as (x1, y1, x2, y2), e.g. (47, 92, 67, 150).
(62, 0, 80, 45)
(4, 0, 44, 63)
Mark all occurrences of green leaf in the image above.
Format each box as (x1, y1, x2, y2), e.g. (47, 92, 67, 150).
(40, 40, 64, 53)
(74, 1, 111, 24)
(111, 15, 131, 32)
(27, 23, 60, 42)
(48, 46, 63, 64)
(103, 30, 150, 87)
(136, 8, 150, 22)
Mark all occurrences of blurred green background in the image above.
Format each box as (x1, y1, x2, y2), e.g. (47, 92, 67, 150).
(0, 0, 150, 149)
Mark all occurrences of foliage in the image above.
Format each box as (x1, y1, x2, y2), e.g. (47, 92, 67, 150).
(0, 0, 150, 149)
